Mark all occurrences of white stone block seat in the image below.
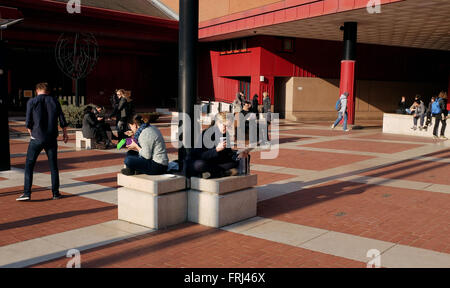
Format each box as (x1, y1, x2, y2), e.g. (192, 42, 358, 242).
(188, 174, 258, 228)
(383, 113, 449, 138)
(117, 173, 187, 230)
(75, 131, 93, 150)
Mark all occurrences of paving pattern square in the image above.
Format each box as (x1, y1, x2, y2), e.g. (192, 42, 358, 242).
(31, 223, 365, 268)
(0, 185, 117, 247)
(302, 139, 423, 154)
(250, 149, 373, 170)
(258, 180, 450, 254)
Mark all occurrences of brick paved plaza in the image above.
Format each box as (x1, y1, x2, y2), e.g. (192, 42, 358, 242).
(1, 115, 450, 268)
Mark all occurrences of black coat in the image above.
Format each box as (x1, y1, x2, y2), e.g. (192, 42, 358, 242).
(82, 112, 97, 139)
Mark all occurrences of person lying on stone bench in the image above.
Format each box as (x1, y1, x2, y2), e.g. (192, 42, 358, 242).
(121, 114, 169, 176)
(185, 112, 250, 179)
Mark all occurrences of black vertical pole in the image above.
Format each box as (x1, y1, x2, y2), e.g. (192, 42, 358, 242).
(75, 79, 79, 107)
(178, 0, 198, 173)
(342, 22, 357, 61)
(0, 40, 11, 171)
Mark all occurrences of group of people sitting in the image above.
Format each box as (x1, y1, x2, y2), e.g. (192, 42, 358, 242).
(120, 112, 251, 179)
(82, 89, 135, 149)
(397, 91, 448, 139)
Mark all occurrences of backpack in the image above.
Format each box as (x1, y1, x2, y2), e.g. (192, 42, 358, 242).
(431, 98, 442, 115)
(335, 98, 342, 111)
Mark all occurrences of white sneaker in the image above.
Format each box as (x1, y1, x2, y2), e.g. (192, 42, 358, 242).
(344, 129, 350, 132)
(331, 124, 336, 129)
(440, 136, 448, 140)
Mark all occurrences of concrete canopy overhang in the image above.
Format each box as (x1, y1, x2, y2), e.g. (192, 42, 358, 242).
(199, 0, 450, 51)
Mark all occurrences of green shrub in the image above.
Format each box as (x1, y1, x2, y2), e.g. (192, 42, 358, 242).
(58, 98, 68, 106)
(62, 104, 88, 128)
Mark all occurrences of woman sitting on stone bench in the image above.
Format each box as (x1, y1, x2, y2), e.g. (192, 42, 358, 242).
(121, 114, 168, 176)
(186, 112, 250, 179)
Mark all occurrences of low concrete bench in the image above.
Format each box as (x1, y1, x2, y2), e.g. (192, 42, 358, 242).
(117, 173, 187, 229)
(383, 113, 449, 138)
(75, 131, 93, 150)
(188, 174, 258, 228)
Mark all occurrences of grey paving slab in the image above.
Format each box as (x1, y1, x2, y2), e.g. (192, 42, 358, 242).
(381, 245, 450, 268)
(221, 217, 272, 233)
(0, 238, 68, 268)
(299, 231, 396, 263)
(240, 220, 328, 247)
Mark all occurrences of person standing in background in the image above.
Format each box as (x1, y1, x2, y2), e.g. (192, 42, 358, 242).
(17, 83, 69, 201)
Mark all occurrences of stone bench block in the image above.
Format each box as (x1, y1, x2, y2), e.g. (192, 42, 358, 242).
(383, 113, 449, 138)
(118, 187, 187, 229)
(187, 188, 257, 228)
(75, 131, 93, 150)
(190, 174, 257, 194)
(118, 173, 186, 195)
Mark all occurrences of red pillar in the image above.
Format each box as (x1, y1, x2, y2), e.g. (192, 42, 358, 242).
(340, 22, 357, 125)
(340, 60, 356, 124)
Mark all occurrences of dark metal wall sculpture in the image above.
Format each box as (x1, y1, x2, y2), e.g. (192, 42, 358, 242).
(55, 32, 99, 106)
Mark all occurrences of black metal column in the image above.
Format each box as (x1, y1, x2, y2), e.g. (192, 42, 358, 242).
(0, 40, 11, 171)
(178, 0, 198, 171)
(342, 22, 357, 61)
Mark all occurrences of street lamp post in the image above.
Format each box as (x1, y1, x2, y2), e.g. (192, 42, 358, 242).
(178, 0, 198, 174)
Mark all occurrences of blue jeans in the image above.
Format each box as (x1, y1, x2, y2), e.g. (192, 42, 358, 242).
(124, 151, 167, 175)
(24, 139, 59, 196)
(333, 112, 348, 130)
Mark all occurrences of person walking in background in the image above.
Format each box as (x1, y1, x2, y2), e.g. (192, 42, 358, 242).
(331, 92, 350, 132)
(17, 83, 69, 201)
(432, 91, 448, 140)
(262, 92, 272, 141)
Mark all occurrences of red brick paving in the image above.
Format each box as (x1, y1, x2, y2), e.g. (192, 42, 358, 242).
(251, 149, 373, 171)
(74, 173, 119, 188)
(31, 223, 364, 268)
(251, 171, 296, 186)
(11, 150, 125, 174)
(258, 180, 450, 254)
(302, 139, 423, 154)
(0, 185, 117, 247)
(361, 159, 450, 186)
(0, 177, 7, 181)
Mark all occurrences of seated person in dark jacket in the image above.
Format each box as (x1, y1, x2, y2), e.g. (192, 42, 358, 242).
(82, 106, 110, 148)
(186, 112, 250, 179)
(94, 105, 114, 145)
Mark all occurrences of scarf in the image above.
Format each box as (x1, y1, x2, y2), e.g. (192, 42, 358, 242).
(134, 123, 150, 146)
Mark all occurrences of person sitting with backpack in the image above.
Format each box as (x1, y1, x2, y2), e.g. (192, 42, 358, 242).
(431, 91, 448, 140)
(331, 92, 350, 131)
